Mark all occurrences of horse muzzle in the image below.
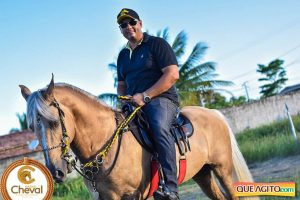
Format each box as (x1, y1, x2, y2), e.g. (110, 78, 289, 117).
(54, 168, 66, 183)
(47, 162, 67, 183)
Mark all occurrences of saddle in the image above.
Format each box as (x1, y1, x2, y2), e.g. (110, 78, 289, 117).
(121, 103, 194, 198)
(121, 103, 194, 156)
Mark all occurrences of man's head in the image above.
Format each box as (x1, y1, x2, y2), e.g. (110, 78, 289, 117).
(117, 8, 143, 42)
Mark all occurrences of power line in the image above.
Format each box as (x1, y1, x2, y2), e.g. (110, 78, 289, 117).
(228, 69, 256, 81)
(217, 18, 300, 62)
(231, 60, 300, 97)
(227, 45, 300, 82)
(278, 44, 300, 58)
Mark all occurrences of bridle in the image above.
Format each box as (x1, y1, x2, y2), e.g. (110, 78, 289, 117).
(38, 96, 141, 191)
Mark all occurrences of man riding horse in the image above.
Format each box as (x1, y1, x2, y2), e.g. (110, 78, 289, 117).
(20, 8, 256, 200)
(116, 8, 180, 200)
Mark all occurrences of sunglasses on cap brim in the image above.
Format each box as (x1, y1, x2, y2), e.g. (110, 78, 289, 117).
(119, 19, 138, 29)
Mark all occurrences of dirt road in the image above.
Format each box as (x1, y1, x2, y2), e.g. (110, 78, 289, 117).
(178, 155, 300, 200)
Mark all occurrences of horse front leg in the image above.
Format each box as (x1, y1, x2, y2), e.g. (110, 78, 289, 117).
(83, 179, 102, 200)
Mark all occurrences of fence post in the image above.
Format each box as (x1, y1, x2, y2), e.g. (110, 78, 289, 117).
(285, 103, 297, 140)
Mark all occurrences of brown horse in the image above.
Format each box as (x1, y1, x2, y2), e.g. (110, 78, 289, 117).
(20, 77, 257, 200)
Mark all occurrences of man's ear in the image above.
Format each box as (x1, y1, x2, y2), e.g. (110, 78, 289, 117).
(19, 85, 32, 101)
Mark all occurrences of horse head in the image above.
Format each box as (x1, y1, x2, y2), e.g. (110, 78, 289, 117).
(20, 75, 75, 183)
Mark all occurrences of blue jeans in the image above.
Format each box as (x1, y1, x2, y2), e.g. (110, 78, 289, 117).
(142, 97, 178, 193)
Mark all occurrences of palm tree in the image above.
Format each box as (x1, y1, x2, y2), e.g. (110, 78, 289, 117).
(9, 113, 28, 133)
(99, 28, 232, 107)
(257, 59, 288, 98)
(98, 62, 119, 107)
(98, 93, 120, 108)
(157, 28, 233, 106)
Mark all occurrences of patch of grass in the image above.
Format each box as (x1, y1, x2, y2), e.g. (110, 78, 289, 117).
(236, 114, 300, 164)
(52, 177, 93, 200)
(180, 179, 195, 187)
(238, 133, 300, 164)
(237, 114, 300, 141)
(258, 175, 300, 200)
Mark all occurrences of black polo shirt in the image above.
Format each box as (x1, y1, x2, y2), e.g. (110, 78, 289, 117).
(117, 32, 179, 105)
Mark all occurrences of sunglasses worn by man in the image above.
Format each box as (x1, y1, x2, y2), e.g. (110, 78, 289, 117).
(119, 19, 138, 29)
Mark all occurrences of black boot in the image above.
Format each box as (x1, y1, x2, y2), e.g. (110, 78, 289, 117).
(153, 187, 179, 200)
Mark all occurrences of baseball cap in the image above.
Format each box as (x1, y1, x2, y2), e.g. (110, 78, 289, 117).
(117, 8, 140, 24)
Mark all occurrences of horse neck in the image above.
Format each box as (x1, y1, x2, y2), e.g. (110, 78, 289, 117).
(54, 86, 117, 163)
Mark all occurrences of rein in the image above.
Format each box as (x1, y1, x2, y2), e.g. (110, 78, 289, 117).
(42, 96, 141, 185)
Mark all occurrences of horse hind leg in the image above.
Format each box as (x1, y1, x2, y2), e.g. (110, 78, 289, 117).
(213, 164, 238, 200)
(192, 164, 226, 200)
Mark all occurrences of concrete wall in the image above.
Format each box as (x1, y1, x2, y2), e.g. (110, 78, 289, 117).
(0, 152, 78, 185)
(0, 151, 44, 179)
(220, 91, 300, 133)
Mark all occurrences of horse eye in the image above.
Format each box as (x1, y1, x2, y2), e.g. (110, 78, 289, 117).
(29, 124, 34, 131)
(49, 121, 59, 129)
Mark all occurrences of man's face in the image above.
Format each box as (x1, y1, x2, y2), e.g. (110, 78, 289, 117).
(119, 18, 142, 41)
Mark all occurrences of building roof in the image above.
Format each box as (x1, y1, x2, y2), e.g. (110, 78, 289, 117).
(0, 131, 42, 160)
(280, 83, 300, 95)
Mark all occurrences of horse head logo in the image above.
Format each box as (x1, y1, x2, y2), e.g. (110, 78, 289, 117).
(17, 166, 35, 184)
(120, 9, 129, 17)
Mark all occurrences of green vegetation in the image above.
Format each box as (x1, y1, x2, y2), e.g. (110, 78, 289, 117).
(236, 114, 300, 164)
(52, 177, 93, 200)
(257, 59, 288, 98)
(258, 176, 300, 200)
(205, 92, 248, 109)
(9, 112, 28, 133)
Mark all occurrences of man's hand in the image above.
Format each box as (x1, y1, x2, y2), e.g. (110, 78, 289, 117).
(132, 93, 145, 106)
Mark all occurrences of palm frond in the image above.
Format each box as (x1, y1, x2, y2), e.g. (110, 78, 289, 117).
(98, 93, 119, 108)
(172, 31, 187, 60)
(157, 27, 170, 42)
(180, 62, 216, 78)
(180, 42, 208, 73)
(108, 62, 117, 72)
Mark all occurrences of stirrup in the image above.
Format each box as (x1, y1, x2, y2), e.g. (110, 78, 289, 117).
(153, 189, 166, 200)
(153, 185, 180, 200)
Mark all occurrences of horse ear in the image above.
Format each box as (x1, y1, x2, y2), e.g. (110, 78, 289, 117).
(43, 73, 55, 100)
(19, 85, 32, 101)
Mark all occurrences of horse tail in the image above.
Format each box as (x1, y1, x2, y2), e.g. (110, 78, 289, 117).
(214, 110, 259, 200)
(214, 110, 253, 181)
(228, 126, 253, 182)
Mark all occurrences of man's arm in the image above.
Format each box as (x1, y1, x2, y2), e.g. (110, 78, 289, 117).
(132, 65, 179, 106)
(145, 65, 179, 98)
(117, 81, 127, 95)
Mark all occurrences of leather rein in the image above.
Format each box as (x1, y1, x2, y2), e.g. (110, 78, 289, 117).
(39, 97, 141, 189)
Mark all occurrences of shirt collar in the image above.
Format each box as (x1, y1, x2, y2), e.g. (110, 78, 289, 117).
(125, 32, 149, 50)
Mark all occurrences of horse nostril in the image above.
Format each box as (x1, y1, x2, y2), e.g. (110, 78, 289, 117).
(55, 169, 65, 181)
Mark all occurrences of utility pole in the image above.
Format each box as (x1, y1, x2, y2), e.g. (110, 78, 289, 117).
(242, 82, 250, 102)
(285, 103, 297, 140)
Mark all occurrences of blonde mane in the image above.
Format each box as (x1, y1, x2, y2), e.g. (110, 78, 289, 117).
(26, 83, 114, 130)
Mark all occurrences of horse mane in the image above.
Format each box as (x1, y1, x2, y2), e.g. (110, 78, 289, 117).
(55, 83, 112, 108)
(26, 83, 114, 130)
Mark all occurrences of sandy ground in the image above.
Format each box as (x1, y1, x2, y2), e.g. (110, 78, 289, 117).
(178, 155, 300, 200)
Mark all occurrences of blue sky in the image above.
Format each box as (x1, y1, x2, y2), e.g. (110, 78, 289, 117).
(1, 0, 300, 135)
